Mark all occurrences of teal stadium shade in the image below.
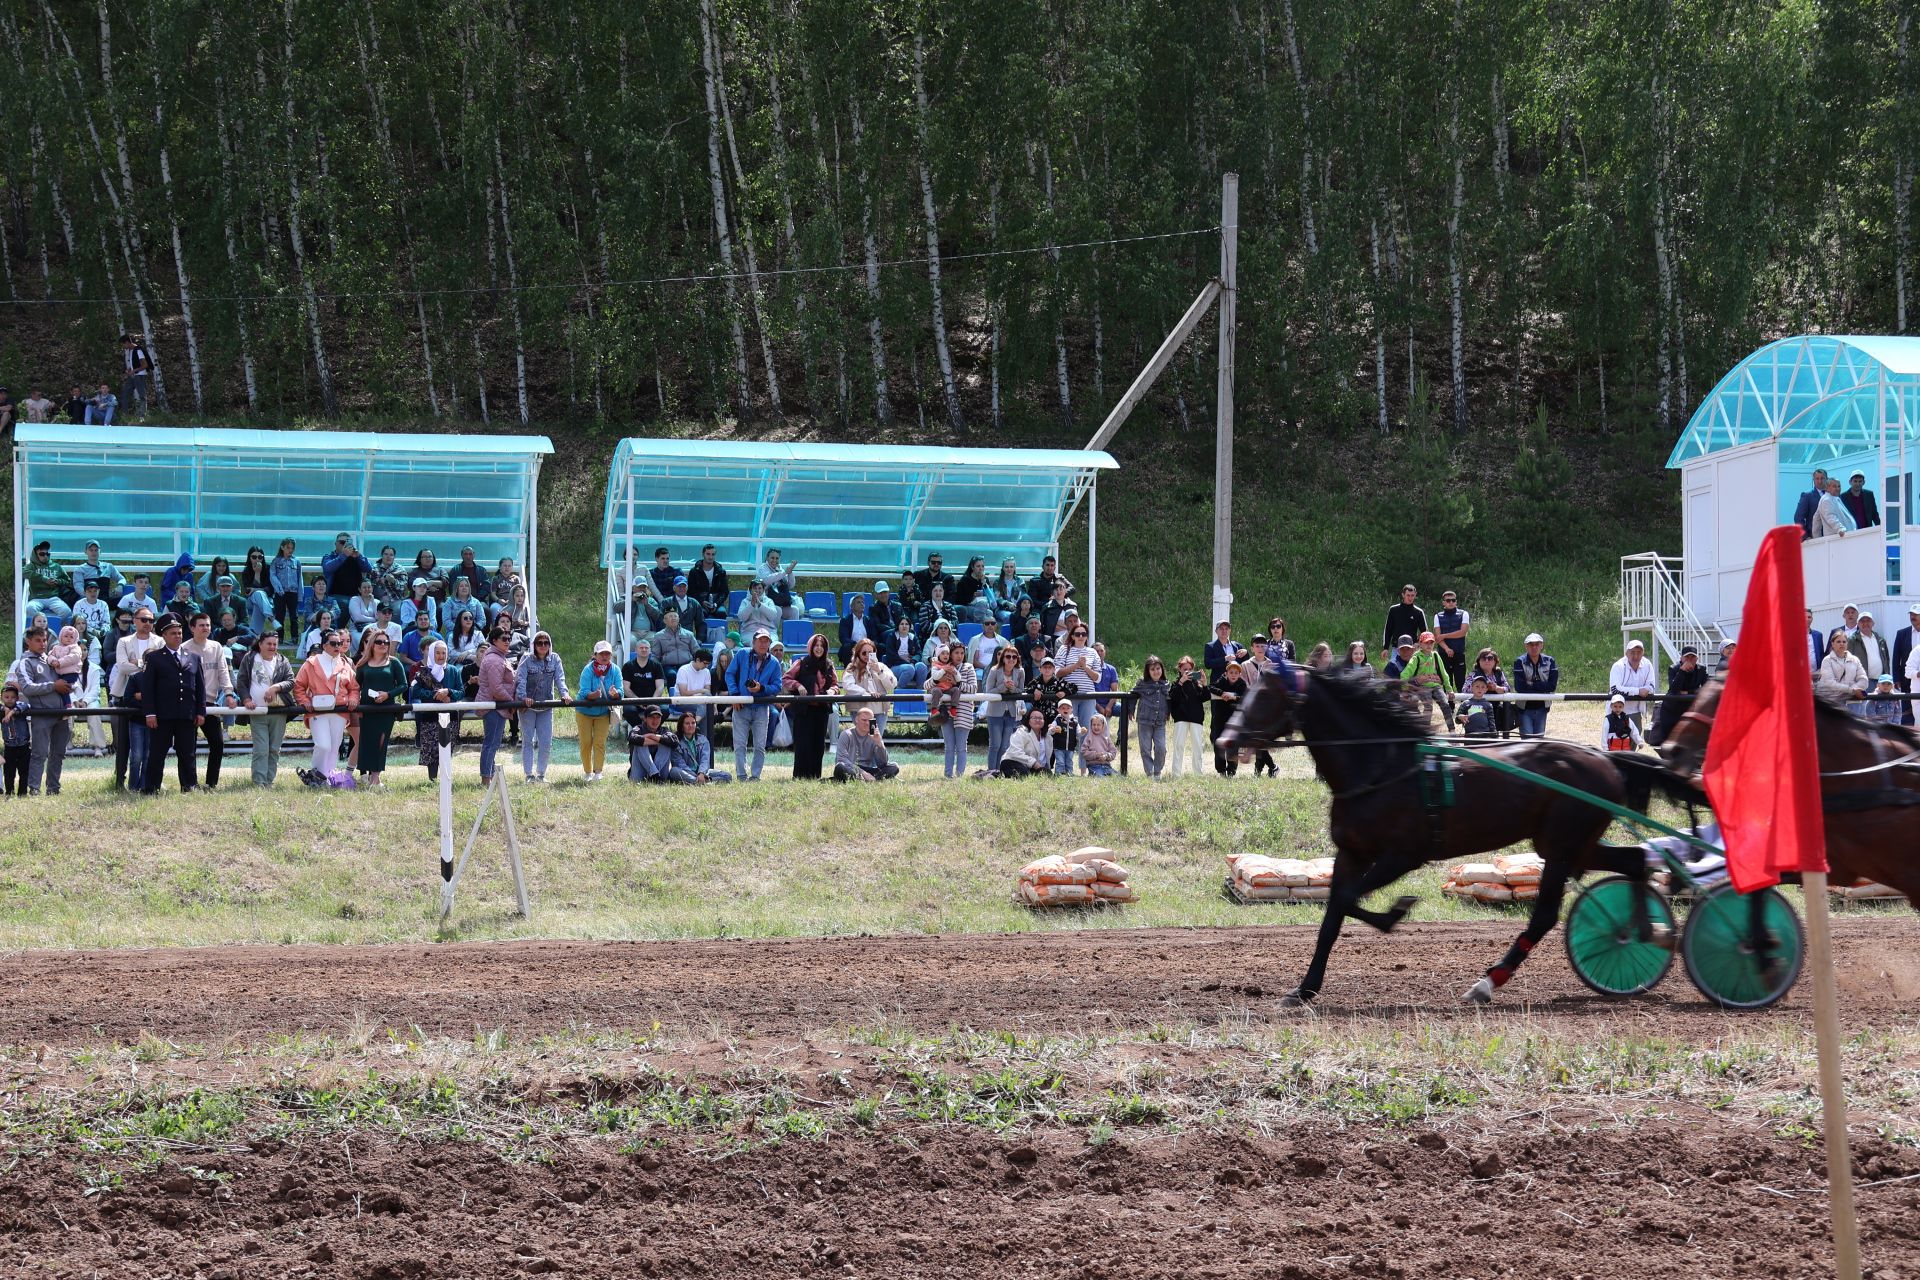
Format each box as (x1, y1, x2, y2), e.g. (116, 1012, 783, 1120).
(1670, 335, 1920, 470)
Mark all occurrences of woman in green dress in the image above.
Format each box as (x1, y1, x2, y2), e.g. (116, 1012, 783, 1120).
(353, 631, 410, 788)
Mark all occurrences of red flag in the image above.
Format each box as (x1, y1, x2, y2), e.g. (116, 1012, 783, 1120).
(1703, 526, 1828, 893)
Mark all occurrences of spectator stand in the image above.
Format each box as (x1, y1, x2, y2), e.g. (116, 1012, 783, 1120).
(13, 424, 555, 640)
(598, 438, 1119, 657)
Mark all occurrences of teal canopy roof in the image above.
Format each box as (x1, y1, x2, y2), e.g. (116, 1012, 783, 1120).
(1668, 335, 1920, 467)
(602, 438, 1117, 576)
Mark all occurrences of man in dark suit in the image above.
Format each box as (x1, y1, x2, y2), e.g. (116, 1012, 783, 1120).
(1793, 467, 1828, 539)
(866, 582, 903, 637)
(1806, 608, 1826, 674)
(1841, 471, 1882, 529)
(1894, 603, 1919, 728)
(138, 613, 206, 794)
(1204, 621, 1248, 682)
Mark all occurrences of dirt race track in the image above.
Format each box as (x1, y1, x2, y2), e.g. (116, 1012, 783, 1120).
(7, 918, 1920, 1279)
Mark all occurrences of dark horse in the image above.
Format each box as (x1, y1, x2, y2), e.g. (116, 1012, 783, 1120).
(1659, 678, 1920, 908)
(1218, 669, 1696, 1006)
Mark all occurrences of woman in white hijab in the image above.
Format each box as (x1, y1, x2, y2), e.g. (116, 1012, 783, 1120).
(409, 638, 464, 782)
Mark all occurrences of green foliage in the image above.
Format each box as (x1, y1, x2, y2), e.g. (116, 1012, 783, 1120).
(1508, 403, 1575, 552)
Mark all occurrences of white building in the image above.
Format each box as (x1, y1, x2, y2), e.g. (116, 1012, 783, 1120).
(1624, 335, 1912, 660)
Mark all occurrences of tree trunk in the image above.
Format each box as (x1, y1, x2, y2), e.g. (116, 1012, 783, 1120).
(283, 0, 337, 416)
(1447, 72, 1467, 433)
(1901, 12, 1913, 333)
(988, 178, 1003, 430)
(3, 15, 79, 297)
(1042, 141, 1072, 429)
(911, 34, 965, 434)
(1371, 218, 1388, 434)
(95, 0, 168, 411)
(1280, 0, 1318, 255)
(212, 50, 259, 411)
(1652, 73, 1674, 435)
(697, 0, 752, 419)
(708, 0, 783, 420)
(850, 99, 891, 426)
(492, 131, 530, 425)
(148, 6, 203, 413)
(355, 2, 436, 415)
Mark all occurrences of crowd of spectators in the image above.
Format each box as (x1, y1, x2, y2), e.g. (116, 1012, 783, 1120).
(0, 334, 154, 437)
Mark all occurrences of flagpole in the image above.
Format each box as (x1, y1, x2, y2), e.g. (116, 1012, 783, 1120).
(1801, 869, 1861, 1280)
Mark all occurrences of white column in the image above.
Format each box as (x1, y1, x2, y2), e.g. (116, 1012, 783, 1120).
(1211, 172, 1238, 629)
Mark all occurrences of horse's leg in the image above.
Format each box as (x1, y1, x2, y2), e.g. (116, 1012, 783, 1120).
(1464, 856, 1574, 1005)
(1341, 852, 1423, 933)
(1283, 852, 1370, 1007)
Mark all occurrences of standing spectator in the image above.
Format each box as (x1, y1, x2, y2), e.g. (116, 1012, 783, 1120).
(783, 633, 839, 780)
(1209, 660, 1249, 775)
(1203, 621, 1247, 682)
(1092, 642, 1120, 720)
(62, 385, 88, 424)
(1805, 608, 1827, 674)
(675, 648, 718, 743)
(575, 640, 621, 782)
(1381, 585, 1427, 662)
(410, 640, 462, 782)
(1602, 695, 1643, 751)
(1, 682, 28, 797)
(1343, 641, 1373, 675)
(668, 708, 730, 783)
(1841, 603, 1862, 640)
(1793, 468, 1829, 538)
(1893, 603, 1920, 727)
(996, 708, 1051, 778)
(837, 590, 875, 664)
(1647, 646, 1709, 746)
(110, 607, 162, 788)
(138, 615, 205, 794)
(1048, 701, 1082, 775)
(11, 627, 74, 795)
(1454, 677, 1496, 739)
(293, 629, 359, 783)
(1400, 633, 1454, 729)
(84, 382, 117, 425)
(726, 629, 781, 781)
(1027, 656, 1070, 724)
(268, 539, 303, 640)
(1818, 629, 1869, 711)
(687, 544, 730, 617)
(120, 333, 152, 417)
(236, 633, 295, 787)
(1467, 647, 1512, 736)
(1055, 623, 1100, 726)
(182, 613, 239, 789)
(842, 639, 898, 740)
(352, 631, 408, 788)
(1850, 611, 1891, 687)
(1811, 477, 1856, 538)
(1383, 635, 1415, 679)
(1131, 656, 1171, 777)
(322, 535, 373, 621)
(19, 386, 54, 423)
(1511, 633, 1558, 739)
(1840, 471, 1881, 529)
(1263, 618, 1298, 664)
(1606, 640, 1658, 733)
(1432, 590, 1471, 693)
(982, 644, 1026, 771)
(942, 646, 978, 778)
(1025, 554, 1073, 608)
(513, 631, 568, 783)
(735, 581, 782, 637)
(22, 541, 73, 625)
(1867, 673, 1903, 723)
(758, 549, 800, 620)
(1167, 655, 1209, 777)
(832, 707, 898, 782)
(475, 629, 518, 786)
(1080, 714, 1117, 777)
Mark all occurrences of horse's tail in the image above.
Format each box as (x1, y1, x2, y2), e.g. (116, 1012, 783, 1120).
(1605, 750, 1707, 814)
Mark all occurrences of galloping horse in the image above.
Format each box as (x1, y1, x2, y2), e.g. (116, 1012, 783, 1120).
(1219, 668, 1697, 1006)
(1658, 679, 1920, 908)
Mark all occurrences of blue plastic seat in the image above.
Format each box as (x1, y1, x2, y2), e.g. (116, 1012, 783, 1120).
(803, 590, 837, 619)
(728, 589, 748, 615)
(956, 622, 984, 647)
(705, 619, 729, 644)
(781, 618, 816, 648)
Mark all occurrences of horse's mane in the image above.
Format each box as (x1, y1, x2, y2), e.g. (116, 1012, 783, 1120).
(1306, 668, 1434, 740)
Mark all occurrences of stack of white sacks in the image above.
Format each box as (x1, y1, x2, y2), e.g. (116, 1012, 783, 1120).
(1441, 853, 1545, 903)
(1017, 846, 1138, 907)
(1225, 854, 1334, 902)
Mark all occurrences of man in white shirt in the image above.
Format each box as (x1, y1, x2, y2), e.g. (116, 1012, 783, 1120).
(1607, 639, 1659, 733)
(1850, 611, 1889, 683)
(757, 550, 800, 621)
(183, 612, 240, 788)
(969, 617, 1008, 671)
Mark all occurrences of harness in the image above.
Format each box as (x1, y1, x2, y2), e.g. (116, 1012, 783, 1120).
(1674, 706, 1920, 810)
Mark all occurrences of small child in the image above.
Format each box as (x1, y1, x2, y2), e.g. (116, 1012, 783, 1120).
(924, 667, 961, 725)
(1866, 673, 1903, 724)
(48, 626, 86, 702)
(1456, 674, 1496, 739)
(1049, 701, 1081, 775)
(1080, 713, 1117, 777)
(1, 683, 29, 797)
(1602, 693, 1642, 751)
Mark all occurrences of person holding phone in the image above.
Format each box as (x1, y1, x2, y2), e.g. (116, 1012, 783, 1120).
(725, 629, 783, 781)
(832, 707, 898, 782)
(1167, 654, 1210, 777)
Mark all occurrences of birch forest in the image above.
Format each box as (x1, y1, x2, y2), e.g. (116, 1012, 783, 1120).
(0, 0, 1912, 437)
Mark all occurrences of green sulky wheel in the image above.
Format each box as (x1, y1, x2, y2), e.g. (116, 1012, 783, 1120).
(1681, 884, 1804, 1010)
(1563, 874, 1677, 997)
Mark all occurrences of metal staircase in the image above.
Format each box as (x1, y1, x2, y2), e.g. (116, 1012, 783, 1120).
(1620, 552, 1725, 663)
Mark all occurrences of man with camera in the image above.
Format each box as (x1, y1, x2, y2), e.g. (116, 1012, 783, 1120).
(726, 629, 783, 781)
(832, 707, 898, 782)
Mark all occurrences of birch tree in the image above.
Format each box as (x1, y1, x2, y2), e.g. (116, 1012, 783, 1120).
(911, 32, 964, 434)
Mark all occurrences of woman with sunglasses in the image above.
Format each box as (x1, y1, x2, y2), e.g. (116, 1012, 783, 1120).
(513, 630, 569, 782)
(293, 629, 361, 783)
(353, 628, 409, 788)
(982, 644, 1027, 771)
(1055, 623, 1101, 728)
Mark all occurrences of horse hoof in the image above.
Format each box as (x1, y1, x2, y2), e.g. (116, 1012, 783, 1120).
(1462, 977, 1495, 1006)
(1277, 989, 1316, 1012)
(1384, 895, 1419, 931)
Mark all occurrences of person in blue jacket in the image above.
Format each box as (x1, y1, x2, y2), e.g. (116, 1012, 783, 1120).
(724, 628, 783, 781)
(1510, 632, 1560, 739)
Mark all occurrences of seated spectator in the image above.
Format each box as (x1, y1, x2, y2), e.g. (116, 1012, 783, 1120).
(398, 610, 442, 666)
(70, 579, 110, 638)
(446, 612, 485, 687)
(659, 577, 705, 639)
(990, 558, 1024, 624)
(212, 607, 248, 656)
(498, 583, 532, 639)
(1304, 641, 1332, 671)
(867, 581, 903, 636)
(62, 385, 88, 425)
(968, 616, 1007, 671)
(400, 578, 438, 632)
(1081, 714, 1117, 777)
(409, 640, 463, 782)
(838, 590, 876, 665)
(736, 580, 782, 636)
(1007, 595, 1039, 640)
(1818, 628, 1868, 711)
(884, 616, 926, 689)
(410, 548, 448, 599)
(651, 610, 700, 681)
(84, 382, 117, 425)
(842, 638, 898, 738)
(364, 602, 402, 653)
(117, 572, 157, 617)
(492, 557, 525, 606)
(72, 539, 122, 601)
(832, 707, 898, 782)
(452, 547, 492, 603)
(955, 556, 998, 624)
(268, 540, 302, 640)
(1015, 615, 1051, 680)
(915, 582, 959, 644)
(910, 553, 954, 605)
(668, 708, 730, 783)
(347, 581, 381, 637)
(322, 537, 372, 618)
(1025, 554, 1072, 608)
(996, 708, 1051, 778)
(234, 546, 275, 638)
(19, 386, 53, 423)
(1343, 640, 1373, 675)
(368, 545, 407, 606)
(196, 556, 234, 607)
(443, 575, 486, 632)
(628, 566, 666, 632)
(758, 549, 800, 620)
(0, 386, 11, 435)
(1040, 581, 1077, 641)
(687, 545, 729, 616)
(22, 541, 73, 625)
(164, 579, 199, 626)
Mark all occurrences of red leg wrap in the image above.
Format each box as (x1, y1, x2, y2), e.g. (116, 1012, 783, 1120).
(1487, 966, 1513, 987)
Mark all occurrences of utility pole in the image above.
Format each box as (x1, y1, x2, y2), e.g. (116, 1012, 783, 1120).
(1212, 172, 1239, 628)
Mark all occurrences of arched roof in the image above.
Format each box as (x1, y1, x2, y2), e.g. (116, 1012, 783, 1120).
(1668, 335, 1920, 467)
